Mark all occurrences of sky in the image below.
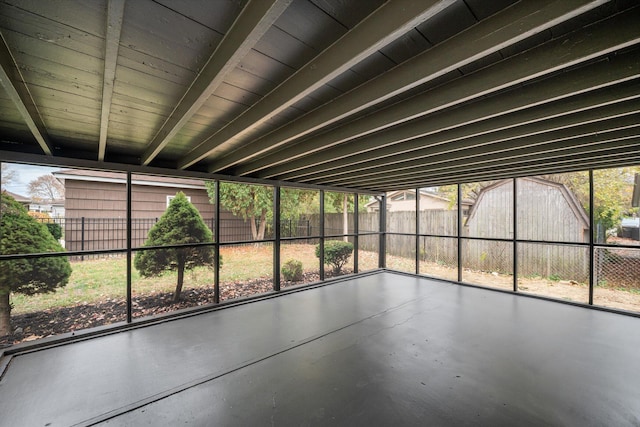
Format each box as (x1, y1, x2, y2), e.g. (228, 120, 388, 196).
(1, 162, 61, 196)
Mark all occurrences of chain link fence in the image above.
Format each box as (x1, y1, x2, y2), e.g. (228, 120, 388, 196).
(595, 247, 640, 289)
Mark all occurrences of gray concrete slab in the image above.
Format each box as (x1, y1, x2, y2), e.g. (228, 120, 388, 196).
(1, 272, 639, 426)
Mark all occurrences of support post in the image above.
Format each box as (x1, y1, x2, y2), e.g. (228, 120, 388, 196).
(320, 190, 325, 280)
(126, 172, 132, 323)
(513, 178, 518, 292)
(214, 180, 221, 304)
(416, 187, 420, 275)
(379, 195, 386, 269)
(457, 184, 462, 283)
(353, 192, 359, 274)
(274, 185, 281, 291)
(589, 170, 594, 305)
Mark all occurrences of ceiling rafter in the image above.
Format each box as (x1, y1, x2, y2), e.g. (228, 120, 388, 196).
(270, 55, 640, 181)
(0, 28, 52, 155)
(177, 0, 457, 170)
(371, 142, 640, 191)
(290, 86, 640, 183)
(98, 0, 126, 162)
(340, 127, 640, 188)
(302, 100, 640, 185)
(241, 7, 640, 178)
(320, 115, 640, 186)
(372, 152, 640, 191)
(209, 0, 608, 173)
(140, 0, 293, 166)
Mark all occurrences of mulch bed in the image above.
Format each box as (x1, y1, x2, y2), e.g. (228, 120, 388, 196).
(0, 272, 331, 347)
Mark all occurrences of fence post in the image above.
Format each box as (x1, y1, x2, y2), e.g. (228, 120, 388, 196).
(81, 216, 85, 261)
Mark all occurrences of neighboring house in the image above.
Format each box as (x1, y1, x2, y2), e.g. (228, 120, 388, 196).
(28, 200, 65, 218)
(54, 170, 215, 220)
(1, 190, 31, 207)
(53, 170, 247, 251)
(366, 189, 472, 214)
(1, 190, 65, 217)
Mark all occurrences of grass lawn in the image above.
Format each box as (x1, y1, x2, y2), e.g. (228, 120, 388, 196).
(10, 244, 324, 315)
(12, 246, 640, 316)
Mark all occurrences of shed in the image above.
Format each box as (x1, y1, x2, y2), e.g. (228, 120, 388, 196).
(465, 177, 589, 242)
(464, 178, 590, 279)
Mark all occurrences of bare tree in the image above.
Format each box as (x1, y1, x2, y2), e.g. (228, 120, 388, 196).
(1, 163, 17, 188)
(28, 175, 64, 202)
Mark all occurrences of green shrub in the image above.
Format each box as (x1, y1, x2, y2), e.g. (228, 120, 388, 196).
(0, 194, 71, 335)
(134, 192, 215, 302)
(45, 222, 62, 240)
(315, 241, 353, 274)
(281, 259, 303, 281)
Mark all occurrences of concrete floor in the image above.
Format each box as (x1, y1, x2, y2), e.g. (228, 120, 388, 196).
(1, 272, 639, 426)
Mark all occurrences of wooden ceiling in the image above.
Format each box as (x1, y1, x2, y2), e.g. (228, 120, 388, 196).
(0, 0, 639, 192)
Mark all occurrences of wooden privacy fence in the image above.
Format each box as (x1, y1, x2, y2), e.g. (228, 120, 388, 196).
(367, 210, 592, 283)
(36, 213, 637, 287)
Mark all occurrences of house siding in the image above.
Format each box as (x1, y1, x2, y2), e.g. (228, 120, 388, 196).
(62, 177, 251, 252)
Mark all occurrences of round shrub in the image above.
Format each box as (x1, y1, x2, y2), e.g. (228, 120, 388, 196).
(315, 241, 353, 274)
(282, 259, 303, 281)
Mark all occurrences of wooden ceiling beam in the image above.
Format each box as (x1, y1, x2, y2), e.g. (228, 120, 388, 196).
(140, 0, 293, 166)
(287, 82, 640, 183)
(273, 56, 640, 181)
(0, 29, 53, 155)
(243, 7, 640, 177)
(329, 124, 640, 188)
(98, 0, 125, 162)
(212, 0, 607, 173)
(178, 0, 456, 170)
(316, 115, 640, 186)
(370, 152, 640, 192)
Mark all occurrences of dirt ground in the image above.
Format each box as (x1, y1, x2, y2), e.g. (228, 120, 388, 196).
(419, 262, 640, 313)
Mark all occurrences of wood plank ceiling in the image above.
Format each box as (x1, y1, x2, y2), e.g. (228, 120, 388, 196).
(0, 0, 638, 192)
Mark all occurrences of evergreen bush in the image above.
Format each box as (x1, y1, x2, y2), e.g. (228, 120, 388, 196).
(0, 193, 71, 336)
(134, 192, 218, 302)
(315, 241, 353, 274)
(281, 259, 303, 281)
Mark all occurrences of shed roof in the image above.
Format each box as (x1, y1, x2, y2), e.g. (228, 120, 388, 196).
(1, 1, 639, 192)
(466, 177, 589, 229)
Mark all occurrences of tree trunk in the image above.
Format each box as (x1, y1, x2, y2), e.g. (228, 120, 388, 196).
(257, 209, 267, 240)
(174, 257, 185, 302)
(250, 215, 259, 240)
(0, 292, 12, 337)
(343, 194, 348, 242)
